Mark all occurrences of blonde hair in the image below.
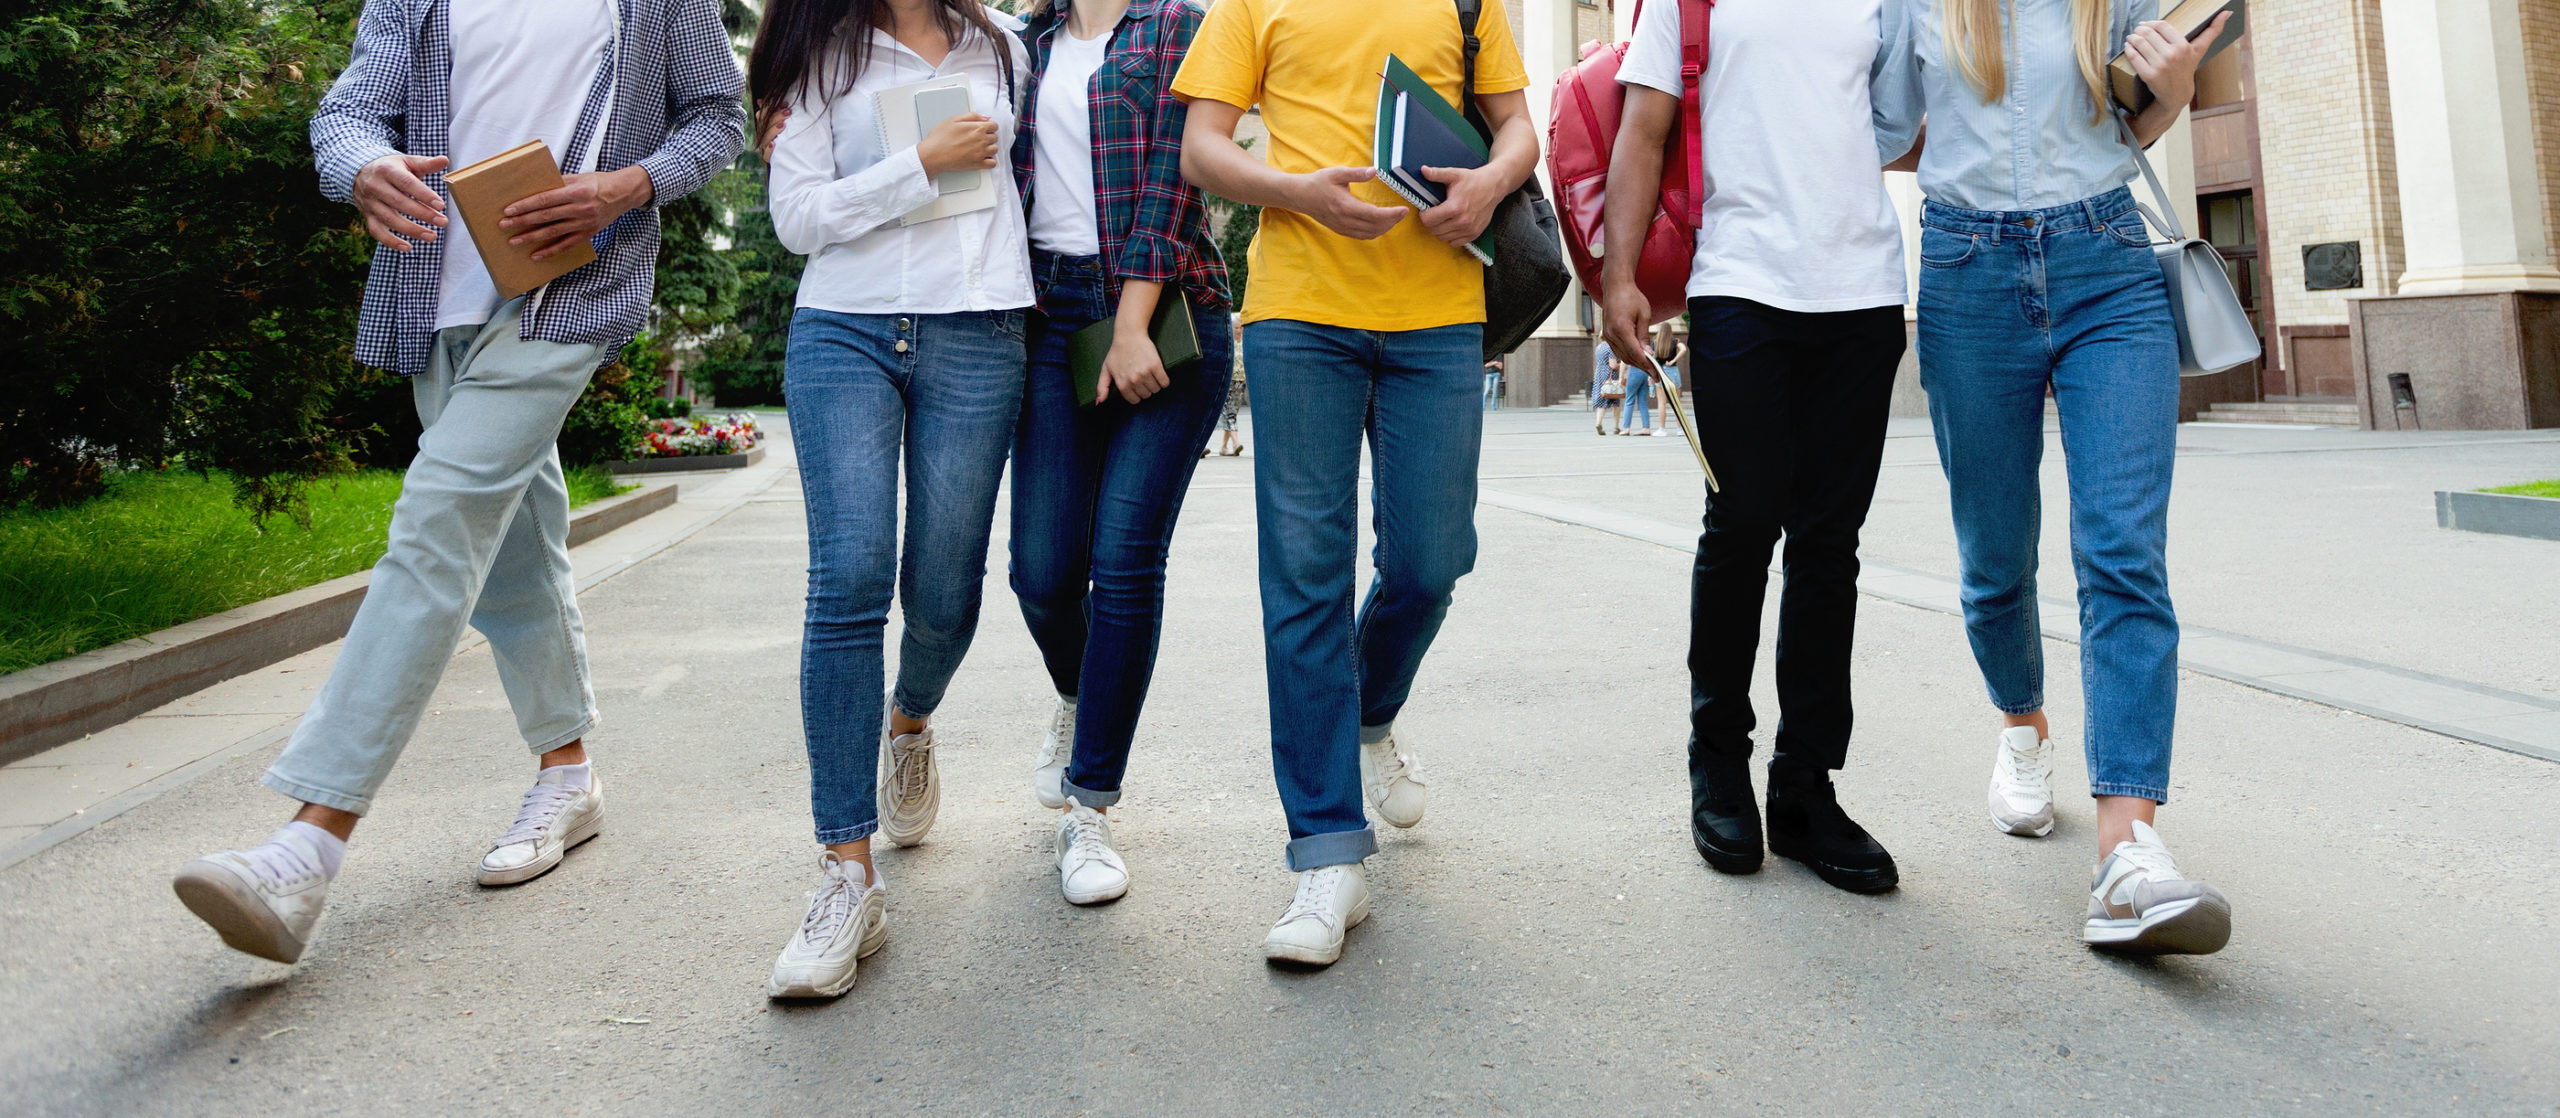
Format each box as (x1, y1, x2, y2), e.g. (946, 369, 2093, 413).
(1941, 0, 2113, 123)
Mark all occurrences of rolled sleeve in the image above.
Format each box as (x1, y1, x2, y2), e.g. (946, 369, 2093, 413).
(766, 98, 937, 255)
(1615, 0, 1684, 100)
(309, 0, 413, 203)
(1871, 0, 1924, 165)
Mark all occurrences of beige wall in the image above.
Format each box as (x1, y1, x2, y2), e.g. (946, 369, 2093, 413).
(2521, 0, 2560, 254)
(2255, 0, 2403, 330)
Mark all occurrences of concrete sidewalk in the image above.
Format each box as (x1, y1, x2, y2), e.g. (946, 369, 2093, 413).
(0, 409, 2553, 1114)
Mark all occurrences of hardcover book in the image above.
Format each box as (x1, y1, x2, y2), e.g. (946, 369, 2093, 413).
(2109, 0, 2248, 113)
(445, 140, 596, 299)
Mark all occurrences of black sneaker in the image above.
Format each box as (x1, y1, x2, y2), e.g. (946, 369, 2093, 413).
(1689, 757, 1763, 875)
(1765, 767, 1898, 894)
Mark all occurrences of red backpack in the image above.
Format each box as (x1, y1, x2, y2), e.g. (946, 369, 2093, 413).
(1546, 0, 1710, 327)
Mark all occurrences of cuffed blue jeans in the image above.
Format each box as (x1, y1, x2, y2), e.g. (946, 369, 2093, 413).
(1010, 251, 1232, 807)
(1243, 319, 1483, 870)
(1916, 185, 2181, 804)
(264, 297, 601, 815)
(787, 307, 1027, 844)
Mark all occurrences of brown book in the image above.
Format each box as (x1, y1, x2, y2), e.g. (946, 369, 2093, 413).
(2108, 0, 2247, 113)
(444, 140, 596, 298)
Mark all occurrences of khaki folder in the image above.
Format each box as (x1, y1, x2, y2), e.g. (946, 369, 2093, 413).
(444, 140, 596, 298)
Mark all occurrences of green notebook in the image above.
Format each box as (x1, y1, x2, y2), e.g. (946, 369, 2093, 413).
(1068, 294, 1203, 407)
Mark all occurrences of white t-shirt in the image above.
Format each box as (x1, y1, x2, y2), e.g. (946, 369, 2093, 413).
(1028, 29, 1109, 256)
(1617, 0, 1906, 313)
(436, 0, 617, 330)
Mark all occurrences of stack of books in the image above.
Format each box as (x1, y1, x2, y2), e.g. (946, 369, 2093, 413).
(1371, 55, 1495, 264)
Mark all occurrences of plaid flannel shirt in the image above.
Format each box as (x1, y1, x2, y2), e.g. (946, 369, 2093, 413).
(1012, 0, 1230, 309)
(311, 0, 747, 375)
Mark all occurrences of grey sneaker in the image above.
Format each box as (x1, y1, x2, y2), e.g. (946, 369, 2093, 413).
(477, 769, 604, 885)
(2084, 821, 2231, 955)
(768, 854, 888, 999)
(878, 716, 939, 848)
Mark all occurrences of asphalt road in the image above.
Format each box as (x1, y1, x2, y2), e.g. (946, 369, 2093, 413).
(3, 410, 2555, 1115)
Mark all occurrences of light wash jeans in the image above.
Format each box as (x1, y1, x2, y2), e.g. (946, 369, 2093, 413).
(787, 307, 1027, 844)
(264, 298, 602, 814)
(1916, 186, 2181, 804)
(1243, 319, 1484, 871)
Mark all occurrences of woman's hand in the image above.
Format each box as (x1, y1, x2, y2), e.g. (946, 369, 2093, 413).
(1100, 331, 1171, 405)
(757, 106, 792, 160)
(2124, 12, 2230, 113)
(917, 113, 1001, 179)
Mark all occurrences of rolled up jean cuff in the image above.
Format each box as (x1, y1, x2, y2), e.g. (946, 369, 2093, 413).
(1284, 826, 1377, 872)
(2088, 781, 2167, 805)
(1062, 779, 1123, 809)
(815, 819, 880, 846)
(526, 715, 597, 757)
(260, 771, 373, 817)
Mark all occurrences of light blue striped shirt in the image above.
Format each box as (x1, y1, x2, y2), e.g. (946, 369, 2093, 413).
(1871, 0, 2157, 213)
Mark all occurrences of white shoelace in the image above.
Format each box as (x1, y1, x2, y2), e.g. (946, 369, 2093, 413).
(889, 732, 935, 800)
(1279, 867, 1346, 926)
(1060, 809, 1112, 869)
(800, 860, 862, 945)
(243, 840, 324, 889)
(1037, 703, 1075, 767)
(1373, 738, 1422, 786)
(493, 780, 583, 850)
(2100, 834, 2183, 901)
(2003, 737, 2052, 800)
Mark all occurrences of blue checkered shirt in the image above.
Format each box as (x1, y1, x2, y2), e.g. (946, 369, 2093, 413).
(311, 0, 747, 375)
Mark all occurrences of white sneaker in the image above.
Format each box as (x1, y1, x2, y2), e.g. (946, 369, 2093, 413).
(1032, 695, 1075, 809)
(173, 831, 332, 964)
(477, 768, 605, 885)
(2084, 821, 2232, 955)
(1054, 801, 1129, 905)
(1262, 862, 1371, 966)
(1988, 727, 2055, 838)
(878, 715, 939, 848)
(1360, 726, 1427, 829)
(768, 853, 889, 998)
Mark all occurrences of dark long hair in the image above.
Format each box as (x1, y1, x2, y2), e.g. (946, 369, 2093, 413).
(748, 0, 1017, 138)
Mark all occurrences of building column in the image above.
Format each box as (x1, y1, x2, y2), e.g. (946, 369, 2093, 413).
(1503, 0, 1593, 406)
(2378, 0, 2560, 293)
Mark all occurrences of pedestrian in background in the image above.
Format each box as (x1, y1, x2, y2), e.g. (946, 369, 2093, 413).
(172, 0, 745, 967)
(1621, 352, 1653, 434)
(1008, 0, 1234, 910)
(1875, 0, 2235, 955)
(1482, 355, 1505, 411)
(1211, 358, 1248, 455)
(1598, 354, 1626, 434)
(1591, 337, 1615, 434)
(753, 0, 1032, 999)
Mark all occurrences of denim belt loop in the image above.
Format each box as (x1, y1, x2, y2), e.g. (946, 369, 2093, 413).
(1989, 219, 2002, 247)
(2081, 197, 2103, 232)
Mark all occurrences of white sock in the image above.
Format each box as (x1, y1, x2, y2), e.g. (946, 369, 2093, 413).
(539, 762, 594, 790)
(277, 821, 346, 879)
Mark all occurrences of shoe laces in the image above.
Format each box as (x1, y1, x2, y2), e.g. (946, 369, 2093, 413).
(242, 840, 324, 889)
(1371, 735, 1422, 787)
(2098, 834, 2182, 904)
(493, 779, 582, 850)
(1279, 866, 1347, 926)
(1060, 806, 1112, 868)
(2002, 735, 2053, 798)
(889, 729, 935, 800)
(1037, 701, 1075, 767)
(800, 857, 864, 945)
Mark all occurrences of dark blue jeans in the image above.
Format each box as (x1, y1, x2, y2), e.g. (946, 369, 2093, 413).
(1917, 186, 2181, 803)
(1011, 251, 1233, 806)
(787, 307, 1027, 844)
(1243, 319, 1484, 871)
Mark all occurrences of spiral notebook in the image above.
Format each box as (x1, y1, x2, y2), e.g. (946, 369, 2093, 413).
(876, 77, 998, 227)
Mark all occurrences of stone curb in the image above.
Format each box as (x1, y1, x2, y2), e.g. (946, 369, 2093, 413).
(0, 483, 678, 766)
(2435, 489, 2560, 542)
(603, 445, 765, 475)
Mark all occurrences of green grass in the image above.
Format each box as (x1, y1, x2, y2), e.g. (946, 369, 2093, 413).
(2482, 479, 2560, 499)
(0, 466, 638, 675)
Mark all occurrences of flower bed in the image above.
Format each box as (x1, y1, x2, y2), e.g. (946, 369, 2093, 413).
(632, 412, 762, 460)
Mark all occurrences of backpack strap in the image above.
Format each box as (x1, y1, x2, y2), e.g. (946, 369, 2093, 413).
(1676, 0, 1710, 227)
(1455, 0, 1484, 131)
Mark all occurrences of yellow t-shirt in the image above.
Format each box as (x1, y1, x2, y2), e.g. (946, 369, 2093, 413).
(1173, 0, 1530, 332)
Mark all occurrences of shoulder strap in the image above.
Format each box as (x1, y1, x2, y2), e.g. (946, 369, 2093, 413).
(1677, 0, 1709, 226)
(1454, 0, 1482, 127)
(2116, 109, 2186, 242)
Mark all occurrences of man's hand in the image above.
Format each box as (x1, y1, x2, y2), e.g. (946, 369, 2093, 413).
(354, 153, 451, 251)
(1286, 166, 1407, 240)
(917, 113, 1001, 178)
(1417, 164, 1505, 249)
(500, 165, 656, 261)
(758, 106, 792, 160)
(1598, 279, 1656, 381)
(2124, 12, 2229, 114)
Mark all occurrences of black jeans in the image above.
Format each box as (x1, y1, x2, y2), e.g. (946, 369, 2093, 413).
(1685, 296, 1906, 783)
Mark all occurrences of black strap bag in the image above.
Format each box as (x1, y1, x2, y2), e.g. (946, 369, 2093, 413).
(1454, 0, 1571, 361)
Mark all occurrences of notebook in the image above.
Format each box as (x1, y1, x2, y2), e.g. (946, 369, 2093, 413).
(2108, 0, 2248, 113)
(444, 140, 597, 299)
(876, 77, 999, 226)
(1068, 296, 1204, 407)
(1371, 55, 1494, 264)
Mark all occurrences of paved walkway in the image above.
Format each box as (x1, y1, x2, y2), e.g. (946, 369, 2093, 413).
(2, 410, 2554, 1114)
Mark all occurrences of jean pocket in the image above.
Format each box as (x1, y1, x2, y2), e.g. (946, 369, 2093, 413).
(1919, 227, 1980, 268)
(2100, 220, 2155, 250)
(988, 310, 1028, 344)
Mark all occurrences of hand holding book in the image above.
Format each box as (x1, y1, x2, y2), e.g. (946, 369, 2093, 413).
(1413, 164, 1503, 251)
(1288, 166, 1407, 241)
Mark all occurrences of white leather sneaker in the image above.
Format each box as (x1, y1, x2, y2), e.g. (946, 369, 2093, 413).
(477, 768, 604, 885)
(878, 717, 939, 848)
(1054, 801, 1129, 905)
(1032, 695, 1075, 809)
(768, 854, 889, 998)
(1262, 862, 1370, 966)
(173, 831, 332, 964)
(1359, 726, 1426, 829)
(1988, 727, 2055, 838)
(2084, 821, 2231, 955)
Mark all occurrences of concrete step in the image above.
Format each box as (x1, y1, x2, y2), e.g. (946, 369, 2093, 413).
(2195, 400, 2361, 426)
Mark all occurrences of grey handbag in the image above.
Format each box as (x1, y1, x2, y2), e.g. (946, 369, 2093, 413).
(2120, 114, 2260, 377)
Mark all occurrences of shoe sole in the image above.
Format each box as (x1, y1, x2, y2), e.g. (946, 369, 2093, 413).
(768, 913, 891, 999)
(1988, 799, 2055, 838)
(172, 861, 307, 964)
(1263, 896, 1371, 968)
(1691, 826, 1764, 875)
(1370, 797, 1425, 829)
(1768, 837, 1899, 894)
(1062, 875, 1129, 906)
(475, 804, 604, 887)
(2085, 893, 2232, 955)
